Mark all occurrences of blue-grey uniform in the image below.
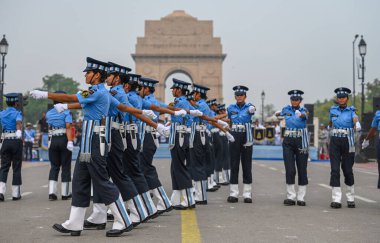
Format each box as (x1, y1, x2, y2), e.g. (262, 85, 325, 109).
(280, 90, 309, 206)
(53, 58, 132, 237)
(329, 87, 358, 208)
(23, 126, 35, 161)
(370, 110, 380, 188)
(138, 77, 172, 214)
(123, 75, 158, 218)
(217, 104, 231, 184)
(168, 79, 195, 209)
(46, 106, 73, 200)
(0, 93, 23, 201)
(227, 85, 255, 203)
(209, 101, 223, 184)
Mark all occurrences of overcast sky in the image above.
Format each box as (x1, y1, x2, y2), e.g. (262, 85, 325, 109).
(1, 0, 379, 109)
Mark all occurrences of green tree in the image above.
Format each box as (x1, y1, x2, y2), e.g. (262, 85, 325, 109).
(23, 74, 81, 124)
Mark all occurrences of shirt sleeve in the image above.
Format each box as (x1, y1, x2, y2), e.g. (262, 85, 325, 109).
(371, 112, 380, 128)
(110, 96, 121, 107)
(16, 111, 23, 122)
(76, 90, 100, 106)
(142, 99, 152, 109)
(64, 111, 73, 124)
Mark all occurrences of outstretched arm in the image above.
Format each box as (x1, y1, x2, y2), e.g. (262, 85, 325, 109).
(48, 93, 79, 103)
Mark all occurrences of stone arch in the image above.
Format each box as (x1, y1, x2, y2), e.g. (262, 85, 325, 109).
(132, 10, 226, 103)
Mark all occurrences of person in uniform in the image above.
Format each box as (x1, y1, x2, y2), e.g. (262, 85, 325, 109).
(227, 86, 256, 203)
(318, 124, 329, 160)
(31, 57, 135, 237)
(328, 87, 361, 209)
(24, 122, 35, 161)
(362, 106, 380, 189)
(275, 90, 309, 206)
(216, 104, 231, 185)
(46, 91, 74, 201)
(138, 77, 188, 214)
(0, 93, 23, 201)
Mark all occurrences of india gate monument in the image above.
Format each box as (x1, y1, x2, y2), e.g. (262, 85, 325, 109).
(132, 10, 226, 103)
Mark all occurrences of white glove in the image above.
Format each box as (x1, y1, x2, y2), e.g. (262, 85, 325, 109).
(189, 110, 203, 117)
(295, 110, 302, 117)
(174, 109, 187, 117)
(226, 132, 235, 142)
(355, 121, 361, 132)
(362, 139, 369, 149)
(54, 103, 68, 113)
(67, 141, 74, 151)
(217, 119, 229, 128)
(142, 110, 157, 120)
(248, 105, 256, 113)
(163, 126, 171, 137)
(274, 110, 281, 116)
(156, 123, 166, 137)
(16, 130, 22, 139)
(30, 90, 48, 99)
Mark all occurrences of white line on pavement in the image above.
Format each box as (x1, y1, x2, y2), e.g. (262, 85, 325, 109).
(258, 164, 267, 167)
(7, 192, 32, 200)
(318, 184, 377, 203)
(41, 184, 48, 188)
(269, 167, 278, 171)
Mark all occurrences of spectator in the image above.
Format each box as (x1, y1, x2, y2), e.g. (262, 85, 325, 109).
(24, 122, 35, 161)
(38, 112, 49, 146)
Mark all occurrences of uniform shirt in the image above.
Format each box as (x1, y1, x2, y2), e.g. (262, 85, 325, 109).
(76, 83, 110, 121)
(124, 91, 142, 123)
(142, 93, 167, 123)
(171, 95, 191, 124)
(108, 84, 129, 121)
(329, 105, 357, 128)
(193, 99, 212, 125)
(24, 128, 35, 142)
(0, 107, 22, 131)
(371, 110, 380, 131)
(280, 105, 308, 129)
(207, 110, 217, 129)
(227, 102, 255, 124)
(46, 108, 72, 129)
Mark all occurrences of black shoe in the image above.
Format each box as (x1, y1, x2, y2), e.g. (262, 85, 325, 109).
(149, 212, 159, 220)
(195, 200, 208, 205)
(206, 187, 218, 192)
(244, 198, 252, 203)
(52, 224, 81, 236)
(227, 196, 238, 203)
(220, 182, 230, 186)
(347, 201, 356, 208)
(83, 220, 106, 230)
(132, 222, 140, 228)
(49, 194, 58, 201)
(61, 194, 72, 200)
(0, 193, 4, 202)
(107, 213, 114, 222)
(12, 196, 21, 201)
(157, 209, 166, 215)
(165, 206, 173, 213)
(188, 204, 196, 209)
(330, 202, 342, 209)
(213, 185, 221, 189)
(106, 225, 133, 237)
(283, 199, 296, 206)
(173, 205, 187, 210)
(297, 201, 306, 206)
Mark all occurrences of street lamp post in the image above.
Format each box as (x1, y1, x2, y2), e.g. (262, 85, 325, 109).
(358, 35, 367, 121)
(261, 90, 265, 124)
(352, 34, 359, 107)
(0, 34, 9, 111)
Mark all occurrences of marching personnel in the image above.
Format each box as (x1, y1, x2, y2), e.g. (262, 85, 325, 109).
(138, 77, 188, 214)
(0, 93, 23, 201)
(227, 86, 256, 203)
(46, 91, 74, 201)
(328, 87, 361, 209)
(216, 104, 231, 185)
(362, 107, 380, 189)
(275, 90, 309, 206)
(185, 93, 196, 181)
(30, 57, 134, 237)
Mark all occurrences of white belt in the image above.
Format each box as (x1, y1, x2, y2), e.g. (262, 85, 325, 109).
(125, 124, 138, 132)
(332, 128, 348, 135)
(211, 128, 219, 133)
(284, 130, 302, 137)
(145, 126, 156, 133)
(2, 132, 17, 139)
(49, 128, 67, 135)
(231, 124, 246, 131)
(186, 128, 192, 133)
(176, 125, 187, 132)
(195, 125, 207, 131)
(111, 122, 121, 130)
(93, 126, 102, 133)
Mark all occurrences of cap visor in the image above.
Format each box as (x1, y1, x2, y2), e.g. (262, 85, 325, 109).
(235, 91, 245, 96)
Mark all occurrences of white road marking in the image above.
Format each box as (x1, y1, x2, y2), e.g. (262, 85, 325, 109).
(269, 167, 278, 171)
(7, 191, 32, 200)
(258, 164, 267, 167)
(318, 184, 377, 203)
(41, 184, 48, 188)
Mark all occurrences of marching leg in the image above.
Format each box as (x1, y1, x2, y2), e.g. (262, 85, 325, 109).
(296, 185, 307, 206)
(84, 203, 107, 230)
(53, 206, 85, 236)
(331, 187, 342, 209)
(346, 186, 355, 208)
(49, 180, 58, 200)
(284, 184, 296, 206)
(106, 196, 133, 237)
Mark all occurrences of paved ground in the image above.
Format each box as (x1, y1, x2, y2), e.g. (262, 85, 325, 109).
(0, 159, 379, 243)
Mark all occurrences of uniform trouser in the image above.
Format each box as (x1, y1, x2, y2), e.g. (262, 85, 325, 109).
(221, 136, 231, 170)
(0, 139, 23, 185)
(140, 132, 162, 189)
(72, 134, 120, 207)
(205, 136, 215, 177)
(376, 138, 380, 189)
(185, 143, 193, 179)
(329, 136, 355, 187)
(190, 132, 208, 181)
(48, 135, 72, 182)
(229, 131, 253, 184)
(24, 141, 33, 161)
(92, 130, 138, 203)
(282, 137, 308, 185)
(170, 133, 193, 190)
(213, 133, 223, 172)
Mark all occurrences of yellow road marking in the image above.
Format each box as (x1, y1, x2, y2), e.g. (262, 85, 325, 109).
(181, 209, 201, 243)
